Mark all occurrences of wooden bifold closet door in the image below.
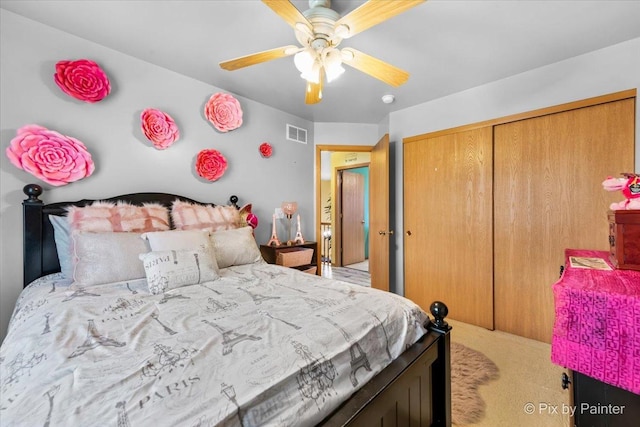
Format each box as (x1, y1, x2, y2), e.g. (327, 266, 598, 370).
(404, 127, 494, 329)
(404, 92, 635, 343)
(493, 98, 635, 342)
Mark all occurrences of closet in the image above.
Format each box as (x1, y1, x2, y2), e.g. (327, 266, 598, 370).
(403, 90, 636, 343)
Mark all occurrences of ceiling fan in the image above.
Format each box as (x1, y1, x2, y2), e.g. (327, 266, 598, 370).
(219, 0, 425, 104)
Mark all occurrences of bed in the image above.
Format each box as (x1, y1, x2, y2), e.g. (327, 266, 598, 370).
(0, 184, 451, 426)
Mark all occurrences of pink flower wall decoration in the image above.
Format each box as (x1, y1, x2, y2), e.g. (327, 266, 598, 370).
(259, 142, 273, 158)
(195, 149, 228, 182)
(140, 108, 180, 149)
(6, 125, 95, 186)
(54, 59, 111, 103)
(204, 93, 243, 132)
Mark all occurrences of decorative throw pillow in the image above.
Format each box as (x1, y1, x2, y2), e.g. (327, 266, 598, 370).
(239, 203, 258, 229)
(139, 247, 220, 294)
(141, 229, 210, 251)
(72, 231, 150, 286)
(209, 226, 263, 268)
(67, 201, 170, 233)
(171, 200, 240, 232)
(48, 215, 73, 279)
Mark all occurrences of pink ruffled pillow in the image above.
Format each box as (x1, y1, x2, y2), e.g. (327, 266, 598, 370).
(67, 201, 170, 233)
(171, 200, 240, 232)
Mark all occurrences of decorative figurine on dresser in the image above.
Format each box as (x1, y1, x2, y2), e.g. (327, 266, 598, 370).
(266, 213, 281, 247)
(262, 203, 317, 275)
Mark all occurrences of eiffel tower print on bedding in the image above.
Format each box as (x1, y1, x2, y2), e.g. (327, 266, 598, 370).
(0, 262, 429, 426)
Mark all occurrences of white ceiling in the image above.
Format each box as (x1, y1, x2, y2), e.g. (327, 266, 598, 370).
(2, 0, 639, 124)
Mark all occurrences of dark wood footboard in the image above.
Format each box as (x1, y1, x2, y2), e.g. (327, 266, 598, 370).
(320, 302, 452, 427)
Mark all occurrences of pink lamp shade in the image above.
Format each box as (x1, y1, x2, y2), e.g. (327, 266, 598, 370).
(281, 202, 298, 217)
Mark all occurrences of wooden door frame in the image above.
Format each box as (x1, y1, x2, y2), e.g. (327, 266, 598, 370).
(315, 145, 373, 272)
(335, 162, 370, 266)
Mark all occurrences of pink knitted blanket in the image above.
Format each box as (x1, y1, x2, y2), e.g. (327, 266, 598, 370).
(551, 249, 640, 394)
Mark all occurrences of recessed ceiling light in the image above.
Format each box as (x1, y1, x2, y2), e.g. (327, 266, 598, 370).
(381, 94, 395, 104)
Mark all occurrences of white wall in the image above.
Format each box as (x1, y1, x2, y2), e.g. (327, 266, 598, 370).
(0, 11, 315, 342)
(389, 37, 640, 295)
(313, 122, 379, 146)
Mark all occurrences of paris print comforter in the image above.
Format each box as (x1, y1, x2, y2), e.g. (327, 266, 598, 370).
(0, 263, 428, 426)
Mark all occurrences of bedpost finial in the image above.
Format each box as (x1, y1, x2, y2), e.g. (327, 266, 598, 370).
(428, 301, 451, 333)
(23, 184, 43, 202)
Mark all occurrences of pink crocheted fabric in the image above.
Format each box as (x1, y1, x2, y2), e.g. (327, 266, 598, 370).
(551, 249, 640, 394)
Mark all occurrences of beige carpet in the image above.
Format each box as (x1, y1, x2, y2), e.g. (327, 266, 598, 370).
(449, 319, 571, 427)
(451, 342, 499, 425)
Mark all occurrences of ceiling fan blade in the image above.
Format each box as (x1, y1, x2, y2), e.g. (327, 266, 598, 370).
(335, 0, 425, 38)
(341, 48, 409, 87)
(220, 45, 299, 71)
(305, 70, 324, 104)
(262, 0, 312, 30)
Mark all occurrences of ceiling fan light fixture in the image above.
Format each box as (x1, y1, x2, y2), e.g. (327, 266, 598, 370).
(324, 48, 345, 82)
(221, 0, 423, 103)
(301, 61, 322, 84)
(325, 63, 345, 82)
(294, 48, 315, 74)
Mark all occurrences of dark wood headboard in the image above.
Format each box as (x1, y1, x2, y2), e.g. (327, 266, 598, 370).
(22, 183, 239, 288)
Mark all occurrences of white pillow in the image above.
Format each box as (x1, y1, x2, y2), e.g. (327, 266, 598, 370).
(141, 229, 210, 251)
(49, 215, 73, 279)
(139, 247, 220, 294)
(72, 232, 150, 286)
(209, 226, 263, 268)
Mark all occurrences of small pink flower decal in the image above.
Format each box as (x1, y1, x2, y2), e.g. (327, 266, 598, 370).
(259, 142, 273, 158)
(195, 149, 228, 182)
(54, 59, 111, 103)
(140, 108, 180, 149)
(204, 93, 243, 132)
(6, 125, 95, 186)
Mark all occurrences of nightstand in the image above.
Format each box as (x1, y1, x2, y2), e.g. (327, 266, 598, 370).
(260, 242, 318, 275)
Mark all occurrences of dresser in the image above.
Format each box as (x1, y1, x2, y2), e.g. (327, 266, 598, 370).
(259, 242, 318, 275)
(551, 249, 640, 426)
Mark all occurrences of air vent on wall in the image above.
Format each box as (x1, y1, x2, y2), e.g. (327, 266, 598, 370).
(286, 124, 307, 144)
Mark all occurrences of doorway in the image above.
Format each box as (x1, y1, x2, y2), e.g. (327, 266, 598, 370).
(315, 140, 389, 290)
(338, 166, 369, 268)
